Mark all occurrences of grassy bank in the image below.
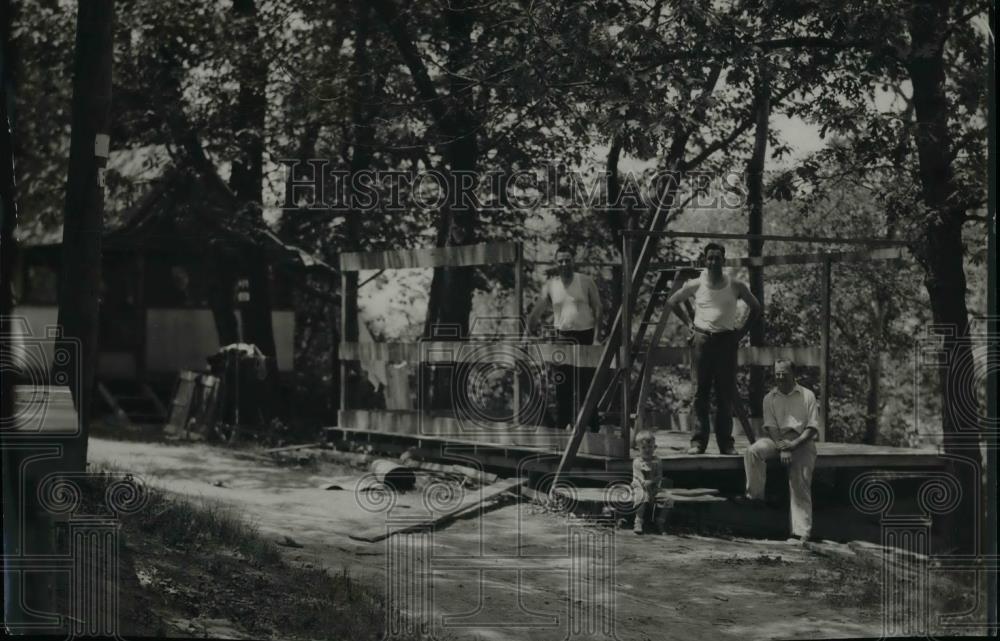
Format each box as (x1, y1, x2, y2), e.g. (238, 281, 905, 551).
(73, 467, 428, 640)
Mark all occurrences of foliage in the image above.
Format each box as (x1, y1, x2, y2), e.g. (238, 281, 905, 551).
(12, 0, 989, 441)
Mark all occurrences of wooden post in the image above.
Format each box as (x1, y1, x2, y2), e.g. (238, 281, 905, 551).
(340, 271, 348, 413)
(513, 243, 523, 422)
(135, 253, 146, 378)
(819, 256, 832, 441)
(985, 22, 996, 627)
(620, 231, 632, 449)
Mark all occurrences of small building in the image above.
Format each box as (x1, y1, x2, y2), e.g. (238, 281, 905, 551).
(12, 148, 302, 419)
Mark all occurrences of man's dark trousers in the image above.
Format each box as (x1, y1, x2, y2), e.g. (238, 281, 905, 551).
(554, 329, 599, 432)
(690, 329, 738, 451)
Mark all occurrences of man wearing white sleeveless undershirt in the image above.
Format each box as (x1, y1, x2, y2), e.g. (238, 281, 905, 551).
(527, 245, 603, 432)
(667, 243, 761, 455)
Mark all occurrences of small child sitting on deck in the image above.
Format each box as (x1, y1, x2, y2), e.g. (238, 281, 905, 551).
(631, 430, 664, 534)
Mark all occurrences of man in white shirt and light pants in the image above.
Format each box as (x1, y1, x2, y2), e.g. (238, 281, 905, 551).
(743, 359, 819, 543)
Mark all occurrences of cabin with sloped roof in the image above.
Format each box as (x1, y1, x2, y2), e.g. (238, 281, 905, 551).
(12, 147, 304, 421)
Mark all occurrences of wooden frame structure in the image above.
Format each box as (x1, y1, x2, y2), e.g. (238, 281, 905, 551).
(550, 230, 913, 487)
(336, 241, 628, 459)
(650, 246, 910, 437)
(329, 236, 946, 485)
(339, 241, 522, 415)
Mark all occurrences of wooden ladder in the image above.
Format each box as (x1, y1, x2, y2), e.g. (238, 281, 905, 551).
(551, 197, 677, 484)
(552, 212, 757, 486)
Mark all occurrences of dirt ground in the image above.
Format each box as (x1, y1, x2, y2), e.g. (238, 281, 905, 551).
(88, 436, 979, 640)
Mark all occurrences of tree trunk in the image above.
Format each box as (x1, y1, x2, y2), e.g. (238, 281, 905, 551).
(207, 237, 240, 346)
(746, 57, 769, 418)
(604, 136, 624, 320)
(54, 0, 114, 471)
(369, 0, 481, 363)
(229, 0, 279, 413)
(142, 42, 243, 353)
(339, 0, 375, 404)
(341, 0, 369, 340)
(428, 0, 478, 334)
(230, 0, 265, 207)
(906, 0, 983, 554)
(424, 0, 479, 411)
(424, 147, 478, 409)
(1, 2, 18, 613)
(1, 0, 16, 394)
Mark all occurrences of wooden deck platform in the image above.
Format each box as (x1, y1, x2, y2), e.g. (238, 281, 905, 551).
(326, 416, 944, 476)
(650, 430, 943, 471)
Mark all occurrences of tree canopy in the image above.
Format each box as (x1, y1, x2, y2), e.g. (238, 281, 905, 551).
(12, 1, 989, 464)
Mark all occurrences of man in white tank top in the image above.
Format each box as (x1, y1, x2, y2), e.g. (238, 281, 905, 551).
(666, 243, 761, 455)
(527, 245, 603, 431)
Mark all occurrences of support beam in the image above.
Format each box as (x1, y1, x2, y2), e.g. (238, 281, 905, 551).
(339, 242, 518, 271)
(632, 292, 674, 435)
(340, 270, 348, 413)
(341, 341, 820, 368)
(631, 271, 676, 354)
(747, 55, 770, 419)
(544, 240, 910, 271)
(656, 246, 907, 270)
(340, 341, 607, 367)
(985, 5, 997, 627)
(626, 230, 912, 246)
(819, 256, 832, 442)
(620, 231, 632, 447)
(513, 243, 523, 421)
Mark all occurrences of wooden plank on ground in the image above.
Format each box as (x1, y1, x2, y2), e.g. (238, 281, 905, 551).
(339, 242, 519, 271)
(265, 442, 322, 454)
(348, 477, 527, 542)
(402, 459, 499, 485)
(321, 449, 377, 468)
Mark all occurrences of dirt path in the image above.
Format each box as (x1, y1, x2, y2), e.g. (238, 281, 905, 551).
(90, 437, 886, 640)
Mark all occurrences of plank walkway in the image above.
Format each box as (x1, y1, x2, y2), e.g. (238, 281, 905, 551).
(326, 422, 944, 474)
(651, 430, 943, 471)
